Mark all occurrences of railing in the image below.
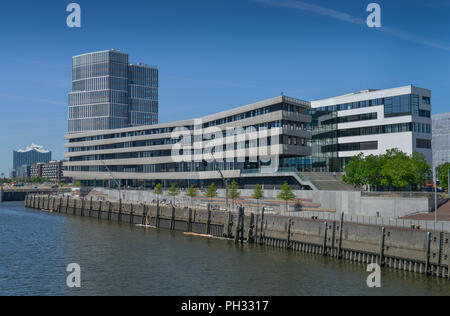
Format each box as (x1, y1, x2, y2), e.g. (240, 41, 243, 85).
(241, 167, 319, 189)
(361, 191, 448, 198)
(275, 209, 450, 233)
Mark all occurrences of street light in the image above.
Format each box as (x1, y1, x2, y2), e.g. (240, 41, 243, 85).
(211, 152, 228, 210)
(101, 161, 123, 201)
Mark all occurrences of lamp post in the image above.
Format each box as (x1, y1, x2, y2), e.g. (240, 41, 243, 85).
(434, 165, 438, 223)
(212, 152, 228, 210)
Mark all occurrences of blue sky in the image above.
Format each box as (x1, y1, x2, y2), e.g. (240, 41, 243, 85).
(0, 0, 449, 176)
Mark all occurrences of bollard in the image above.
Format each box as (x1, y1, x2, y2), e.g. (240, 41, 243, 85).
(170, 206, 176, 230)
(130, 203, 134, 225)
(226, 212, 232, 238)
(156, 201, 160, 228)
(425, 232, 431, 275)
(118, 199, 122, 223)
(142, 204, 148, 226)
(248, 213, 255, 244)
(438, 232, 444, 278)
(187, 208, 193, 232)
(379, 227, 386, 266)
(322, 222, 328, 256)
(235, 208, 242, 244)
(338, 212, 344, 259)
(287, 218, 292, 249)
(81, 198, 85, 217)
(108, 201, 112, 221)
(239, 207, 245, 245)
(206, 209, 212, 235)
(260, 207, 265, 245)
(98, 200, 102, 220)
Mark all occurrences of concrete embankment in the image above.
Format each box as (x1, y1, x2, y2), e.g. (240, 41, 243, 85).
(25, 194, 450, 279)
(1, 188, 71, 202)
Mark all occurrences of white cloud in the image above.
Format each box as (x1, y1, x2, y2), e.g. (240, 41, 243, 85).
(251, 0, 450, 51)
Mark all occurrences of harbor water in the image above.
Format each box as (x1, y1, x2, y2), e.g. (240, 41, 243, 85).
(1, 202, 450, 296)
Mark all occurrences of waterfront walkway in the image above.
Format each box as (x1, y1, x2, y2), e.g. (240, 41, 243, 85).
(402, 200, 450, 222)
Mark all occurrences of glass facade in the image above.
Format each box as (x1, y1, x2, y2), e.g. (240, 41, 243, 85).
(432, 112, 450, 169)
(13, 144, 52, 170)
(310, 92, 431, 172)
(69, 50, 158, 133)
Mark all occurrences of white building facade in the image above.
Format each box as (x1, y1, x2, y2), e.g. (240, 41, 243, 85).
(310, 85, 432, 171)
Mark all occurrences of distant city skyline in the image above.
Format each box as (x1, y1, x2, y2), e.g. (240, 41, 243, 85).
(1, 0, 450, 176)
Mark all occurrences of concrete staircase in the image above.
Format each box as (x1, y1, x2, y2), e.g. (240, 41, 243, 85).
(301, 173, 357, 191)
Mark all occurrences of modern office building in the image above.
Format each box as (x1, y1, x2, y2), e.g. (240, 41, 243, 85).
(13, 143, 52, 170)
(64, 84, 433, 190)
(432, 112, 450, 170)
(310, 85, 432, 171)
(69, 50, 158, 134)
(64, 96, 314, 189)
(30, 160, 68, 183)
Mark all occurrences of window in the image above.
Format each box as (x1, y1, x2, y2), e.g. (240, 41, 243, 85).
(416, 139, 431, 149)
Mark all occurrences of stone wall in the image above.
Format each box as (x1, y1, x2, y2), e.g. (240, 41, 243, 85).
(24, 194, 450, 279)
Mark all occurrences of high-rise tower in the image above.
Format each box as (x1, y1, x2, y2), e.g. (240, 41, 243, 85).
(68, 50, 158, 133)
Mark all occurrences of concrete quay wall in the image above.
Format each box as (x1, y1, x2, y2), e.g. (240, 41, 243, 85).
(25, 194, 450, 279)
(93, 187, 435, 219)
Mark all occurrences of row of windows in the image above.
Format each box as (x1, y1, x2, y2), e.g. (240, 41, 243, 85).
(68, 104, 295, 142)
(73, 51, 129, 68)
(202, 102, 307, 129)
(68, 159, 275, 174)
(69, 117, 128, 133)
(128, 65, 158, 87)
(416, 139, 432, 149)
(69, 136, 279, 162)
(384, 94, 419, 118)
(282, 120, 308, 131)
(69, 90, 129, 107)
(339, 122, 431, 138)
(313, 94, 430, 113)
(129, 85, 158, 100)
(73, 62, 128, 81)
(69, 104, 128, 120)
(129, 100, 158, 113)
(68, 121, 284, 153)
(72, 77, 128, 92)
(322, 112, 378, 126)
(129, 112, 158, 126)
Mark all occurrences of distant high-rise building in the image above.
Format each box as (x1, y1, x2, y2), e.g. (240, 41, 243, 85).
(13, 143, 52, 170)
(432, 112, 450, 170)
(68, 49, 158, 133)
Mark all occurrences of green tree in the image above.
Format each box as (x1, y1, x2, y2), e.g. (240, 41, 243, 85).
(168, 183, 180, 203)
(278, 182, 296, 212)
(380, 149, 411, 190)
(154, 183, 163, 203)
(411, 152, 431, 190)
(342, 153, 366, 188)
(186, 185, 198, 206)
(74, 180, 83, 187)
(227, 180, 241, 207)
(252, 184, 264, 213)
(437, 163, 450, 190)
(205, 182, 218, 204)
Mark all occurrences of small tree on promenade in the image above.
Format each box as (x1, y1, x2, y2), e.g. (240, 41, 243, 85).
(154, 183, 163, 203)
(228, 180, 241, 208)
(186, 185, 198, 206)
(206, 183, 218, 205)
(278, 182, 296, 212)
(168, 183, 180, 204)
(252, 184, 264, 214)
